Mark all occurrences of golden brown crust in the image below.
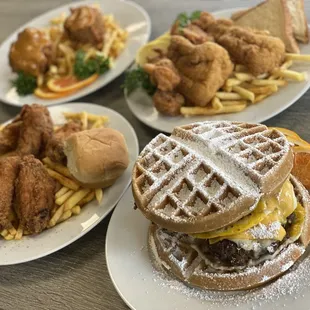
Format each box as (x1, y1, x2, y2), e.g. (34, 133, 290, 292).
(133, 122, 293, 233)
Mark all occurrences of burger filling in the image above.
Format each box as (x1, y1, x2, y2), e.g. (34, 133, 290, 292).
(191, 179, 306, 269)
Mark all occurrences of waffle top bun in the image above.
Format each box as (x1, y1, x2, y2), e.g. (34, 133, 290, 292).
(132, 121, 293, 233)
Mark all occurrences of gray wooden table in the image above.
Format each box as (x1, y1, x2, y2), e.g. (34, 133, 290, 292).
(0, 0, 310, 309)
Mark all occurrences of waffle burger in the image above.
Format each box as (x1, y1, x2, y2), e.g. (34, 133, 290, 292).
(132, 121, 310, 291)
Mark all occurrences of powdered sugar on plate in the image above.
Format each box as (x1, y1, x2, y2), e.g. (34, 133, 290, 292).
(152, 250, 310, 309)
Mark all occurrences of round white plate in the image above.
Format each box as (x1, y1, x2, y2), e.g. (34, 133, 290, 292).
(0, 103, 139, 265)
(126, 8, 310, 133)
(106, 187, 310, 310)
(0, 0, 151, 107)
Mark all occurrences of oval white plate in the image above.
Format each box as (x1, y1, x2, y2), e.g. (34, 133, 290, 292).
(0, 103, 139, 265)
(126, 8, 310, 133)
(106, 187, 310, 310)
(0, 0, 151, 107)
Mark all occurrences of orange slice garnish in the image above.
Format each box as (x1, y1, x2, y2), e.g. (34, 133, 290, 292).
(47, 74, 99, 93)
(292, 152, 310, 190)
(270, 127, 301, 140)
(34, 87, 75, 99)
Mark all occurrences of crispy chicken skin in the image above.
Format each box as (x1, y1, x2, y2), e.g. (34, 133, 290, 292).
(16, 104, 53, 157)
(9, 28, 52, 77)
(168, 35, 234, 106)
(193, 12, 285, 76)
(64, 6, 105, 46)
(153, 90, 184, 116)
(143, 58, 184, 116)
(14, 155, 55, 234)
(0, 121, 22, 155)
(45, 121, 82, 163)
(144, 58, 181, 92)
(0, 156, 20, 231)
(171, 22, 213, 44)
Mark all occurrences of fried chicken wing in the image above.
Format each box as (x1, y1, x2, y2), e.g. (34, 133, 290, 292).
(0, 156, 20, 231)
(64, 6, 105, 46)
(16, 104, 53, 157)
(144, 58, 181, 91)
(45, 121, 82, 163)
(14, 155, 55, 234)
(153, 90, 184, 116)
(168, 35, 234, 106)
(193, 12, 285, 76)
(0, 121, 22, 155)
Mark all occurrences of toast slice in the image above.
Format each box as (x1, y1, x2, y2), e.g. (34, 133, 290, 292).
(286, 0, 309, 43)
(233, 0, 300, 53)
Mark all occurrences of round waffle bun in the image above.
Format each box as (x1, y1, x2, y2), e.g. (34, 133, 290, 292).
(133, 121, 293, 233)
(148, 176, 310, 291)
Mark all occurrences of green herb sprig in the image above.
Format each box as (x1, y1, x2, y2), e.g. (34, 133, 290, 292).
(11, 72, 37, 96)
(74, 50, 110, 80)
(122, 67, 156, 96)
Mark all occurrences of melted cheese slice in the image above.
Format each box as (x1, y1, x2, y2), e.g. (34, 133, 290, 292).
(195, 179, 297, 242)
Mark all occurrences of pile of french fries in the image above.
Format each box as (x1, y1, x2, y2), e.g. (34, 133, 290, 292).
(0, 112, 109, 241)
(38, 8, 128, 87)
(181, 53, 310, 116)
(44, 157, 103, 228)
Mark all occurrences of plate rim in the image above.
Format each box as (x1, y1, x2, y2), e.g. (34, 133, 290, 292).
(125, 6, 310, 133)
(0, 102, 139, 265)
(0, 0, 151, 107)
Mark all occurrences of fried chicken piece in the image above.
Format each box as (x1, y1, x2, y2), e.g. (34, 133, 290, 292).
(193, 12, 285, 76)
(153, 90, 184, 116)
(144, 58, 181, 91)
(168, 35, 234, 106)
(171, 22, 213, 44)
(16, 104, 53, 157)
(0, 156, 20, 231)
(14, 155, 55, 234)
(9, 28, 52, 77)
(45, 121, 82, 163)
(64, 6, 105, 46)
(0, 121, 22, 155)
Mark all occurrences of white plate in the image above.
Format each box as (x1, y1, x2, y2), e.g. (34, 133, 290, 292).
(126, 8, 310, 133)
(0, 103, 139, 265)
(0, 0, 151, 107)
(106, 187, 310, 310)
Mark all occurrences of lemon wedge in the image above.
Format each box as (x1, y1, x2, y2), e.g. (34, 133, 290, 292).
(135, 32, 171, 66)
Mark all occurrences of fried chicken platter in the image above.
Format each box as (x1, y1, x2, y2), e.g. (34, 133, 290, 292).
(0, 104, 130, 242)
(7, 4, 127, 101)
(124, 7, 310, 119)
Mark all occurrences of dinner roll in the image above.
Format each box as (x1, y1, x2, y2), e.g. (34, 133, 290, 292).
(64, 127, 129, 188)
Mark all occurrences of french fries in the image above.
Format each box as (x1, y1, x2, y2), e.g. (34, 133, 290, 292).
(55, 186, 69, 199)
(215, 92, 243, 100)
(64, 189, 91, 211)
(286, 53, 310, 61)
(79, 191, 96, 206)
(56, 190, 74, 206)
(72, 206, 81, 215)
(234, 72, 254, 82)
(46, 168, 80, 191)
(95, 189, 103, 203)
(251, 79, 287, 86)
(273, 69, 307, 82)
(63, 112, 109, 124)
(43, 157, 71, 177)
(232, 86, 255, 103)
(180, 103, 246, 116)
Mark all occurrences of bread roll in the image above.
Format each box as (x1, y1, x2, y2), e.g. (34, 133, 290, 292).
(64, 128, 129, 188)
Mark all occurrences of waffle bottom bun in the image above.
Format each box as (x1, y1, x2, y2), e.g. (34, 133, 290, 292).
(148, 176, 310, 291)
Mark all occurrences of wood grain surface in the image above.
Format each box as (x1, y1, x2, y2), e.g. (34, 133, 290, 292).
(0, 1, 310, 309)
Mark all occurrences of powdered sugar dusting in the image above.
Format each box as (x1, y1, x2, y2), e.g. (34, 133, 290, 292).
(152, 250, 310, 309)
(248, 222, 282, 240)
